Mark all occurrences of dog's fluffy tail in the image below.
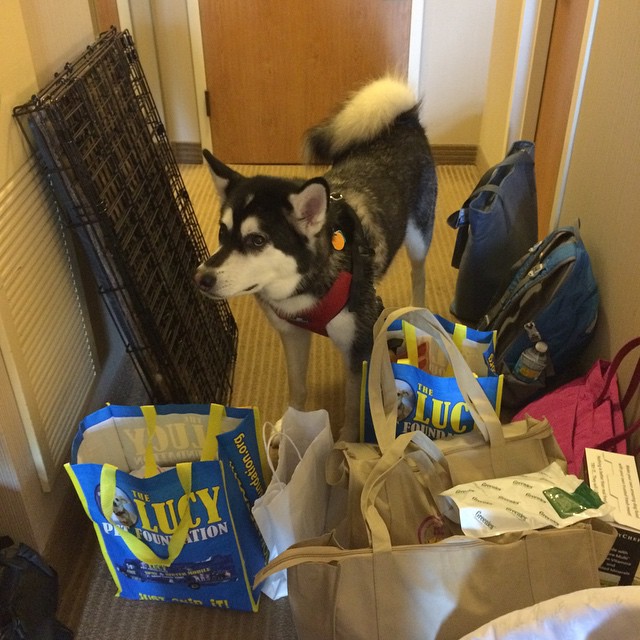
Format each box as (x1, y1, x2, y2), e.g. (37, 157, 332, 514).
(304, 76, 419, 163)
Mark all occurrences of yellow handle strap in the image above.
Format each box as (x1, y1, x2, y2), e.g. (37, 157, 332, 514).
(452, 321, 467, 349)
(100, 462, 193, 566)
(201, 403, 225, 461)
(448, 321, 469, 376)
(141, 405, 160, 477)
(402, 320, 419, 367)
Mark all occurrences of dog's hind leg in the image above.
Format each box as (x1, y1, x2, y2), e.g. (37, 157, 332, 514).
(404, 219, 431, 307)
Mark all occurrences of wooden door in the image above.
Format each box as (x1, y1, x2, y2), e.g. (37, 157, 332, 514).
(90, 0, 120, 32)
(198, 0, 411, 163)
(534, 0, 590, 238)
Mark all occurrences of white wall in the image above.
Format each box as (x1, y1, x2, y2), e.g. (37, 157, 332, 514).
(419, 1, 496, 145)
(476, 0, 525, 170)
(19, 0, 94, 88)
(150, 0, 200, 144)
(0, 0, 38, 185)
(126, 0, 200, 144)
(557, 0, 640, 424)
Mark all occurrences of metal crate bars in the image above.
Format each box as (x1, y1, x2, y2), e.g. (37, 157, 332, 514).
(14, 28, 237, 405)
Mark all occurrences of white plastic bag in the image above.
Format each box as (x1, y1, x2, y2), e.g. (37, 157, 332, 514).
(251, 407, 337, 599)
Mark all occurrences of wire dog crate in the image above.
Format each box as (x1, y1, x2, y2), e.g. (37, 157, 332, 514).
(14, 28, 237, 405)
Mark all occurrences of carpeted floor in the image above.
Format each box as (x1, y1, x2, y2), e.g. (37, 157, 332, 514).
(55, 161, 479, 639)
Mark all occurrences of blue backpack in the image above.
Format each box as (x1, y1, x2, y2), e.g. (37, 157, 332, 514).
(477, 226, 599, 388)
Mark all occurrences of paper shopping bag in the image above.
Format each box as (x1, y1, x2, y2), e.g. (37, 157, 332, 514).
(65, 404, 268, 610)
(251, 407, 337, 599)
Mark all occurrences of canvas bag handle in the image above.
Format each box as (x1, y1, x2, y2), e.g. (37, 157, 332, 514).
(368, 307, 509, 475)
(254, 430, 454, 588)
(359, 430, 454, 551)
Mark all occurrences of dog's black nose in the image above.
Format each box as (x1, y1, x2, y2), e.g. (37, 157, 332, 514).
(195, 270, 215, 292)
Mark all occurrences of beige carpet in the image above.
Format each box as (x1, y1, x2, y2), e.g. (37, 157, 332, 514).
(56, 162, 479, 640)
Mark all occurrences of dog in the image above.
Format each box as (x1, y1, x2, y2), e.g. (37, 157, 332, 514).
(194, 76, 437, 440)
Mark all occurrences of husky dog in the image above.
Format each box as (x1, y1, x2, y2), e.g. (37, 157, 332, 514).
(195, 77, 437, 440)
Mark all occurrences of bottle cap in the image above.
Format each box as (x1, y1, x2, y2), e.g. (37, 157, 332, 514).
(535, 341, 548, 354)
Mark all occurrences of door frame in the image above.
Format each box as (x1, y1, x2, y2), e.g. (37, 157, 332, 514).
(186, 0, 211, 151)
(546, 0, 599, 233)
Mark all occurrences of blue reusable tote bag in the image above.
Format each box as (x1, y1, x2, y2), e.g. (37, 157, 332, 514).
(360, 315, 503, 442)
(65, 404, 268, 611)
(448, 140, 539, 323)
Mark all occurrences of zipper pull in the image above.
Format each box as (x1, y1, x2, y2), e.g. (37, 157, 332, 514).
(528, 263, 544, 278)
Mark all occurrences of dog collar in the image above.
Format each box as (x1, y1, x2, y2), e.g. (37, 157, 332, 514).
(273, 271, 353, 336)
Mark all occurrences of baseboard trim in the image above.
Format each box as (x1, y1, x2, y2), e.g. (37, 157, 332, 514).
(172, 142, 203, 165)
(431, 144, 477, 165)
(475, 145, 491, 175)
(173, 143, 476, 166)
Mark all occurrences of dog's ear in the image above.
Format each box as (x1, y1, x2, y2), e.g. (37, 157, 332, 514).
(203, 149, 242, 198)
(288, 178, 329, 238)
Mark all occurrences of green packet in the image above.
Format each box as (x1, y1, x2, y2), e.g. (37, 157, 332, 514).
(543, 483, 605, 518)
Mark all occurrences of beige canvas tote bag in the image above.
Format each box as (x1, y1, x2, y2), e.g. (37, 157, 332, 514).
(255, 307, 616, 639)
(328, 306, 567, 547)
(256, 427, 616, 640)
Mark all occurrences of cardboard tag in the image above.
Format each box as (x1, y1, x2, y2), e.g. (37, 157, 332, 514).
(584, 448, 640, 532)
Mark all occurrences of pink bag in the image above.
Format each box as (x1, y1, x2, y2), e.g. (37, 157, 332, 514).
(514, 337, 640, 475)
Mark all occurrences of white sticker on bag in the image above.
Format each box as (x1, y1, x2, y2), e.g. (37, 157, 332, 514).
(441, 462, 611, 538)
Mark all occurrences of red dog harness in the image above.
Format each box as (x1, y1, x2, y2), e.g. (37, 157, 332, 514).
(273, 271, 352, 337)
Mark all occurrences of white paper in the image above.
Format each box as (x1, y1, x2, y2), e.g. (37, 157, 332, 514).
(584, 448, 640, 532)
(442, 462, 611, 538)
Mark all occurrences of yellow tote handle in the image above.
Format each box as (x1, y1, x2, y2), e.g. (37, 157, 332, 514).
(201, 403, 225, 461)
(100, 462, 193, 566)
(141, 405, 160, 477)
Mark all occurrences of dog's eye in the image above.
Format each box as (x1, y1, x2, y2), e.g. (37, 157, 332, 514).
(244, 233, 267, 249)
(218, 224, 229, 242)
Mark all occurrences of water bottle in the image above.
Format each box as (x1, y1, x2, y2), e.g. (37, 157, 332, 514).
(513, 341, 548, 382)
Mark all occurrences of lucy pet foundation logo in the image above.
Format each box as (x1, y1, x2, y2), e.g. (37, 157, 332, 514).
(95, 483, 230, 544)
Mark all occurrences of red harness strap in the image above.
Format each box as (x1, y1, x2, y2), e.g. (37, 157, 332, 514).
(274, 271, 353, 336)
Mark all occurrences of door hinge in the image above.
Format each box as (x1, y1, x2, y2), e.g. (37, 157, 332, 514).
(204, 90, 211, 117)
